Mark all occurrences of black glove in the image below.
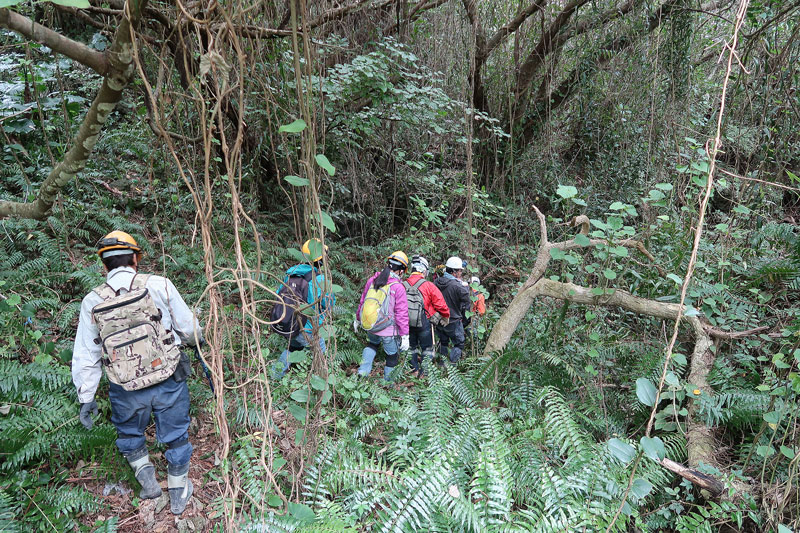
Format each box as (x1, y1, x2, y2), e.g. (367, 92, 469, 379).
(79, 401, 98, 430)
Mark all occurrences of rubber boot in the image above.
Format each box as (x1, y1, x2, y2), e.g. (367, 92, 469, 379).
(127, 448, 162, 500)
(384, 365, 395, 382)
(167, 462, 193, 515)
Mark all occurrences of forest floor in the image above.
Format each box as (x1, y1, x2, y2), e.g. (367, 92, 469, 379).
(72, 408, 221, 532)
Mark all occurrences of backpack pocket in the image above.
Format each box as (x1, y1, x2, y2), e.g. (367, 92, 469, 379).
(103, 323, 163, 385)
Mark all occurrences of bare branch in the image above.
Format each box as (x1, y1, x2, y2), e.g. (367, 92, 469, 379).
(0, 8, 109, 76)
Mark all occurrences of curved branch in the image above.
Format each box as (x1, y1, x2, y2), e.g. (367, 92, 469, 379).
(0, 8, 109, 76)
(0, 0, 149, 220)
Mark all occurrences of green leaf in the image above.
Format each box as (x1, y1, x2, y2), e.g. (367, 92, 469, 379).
(756, 445, 775, 458)
(672, 352, 687, 366)
(779, 446, 796, 459)
(290, 388, 309, 403)
(0, 0, 23, 7)
(608, 438, 636, 464)
(49, 0, 91, 6)
(310, 374, 327, 391)
(267, 494, 282, 507)
(763, 411, 781, 425)
(609, 201, 626, 210)
(316, 210, 336, 233)
(287, 247, 307, 263)
(655, 183, 673, 191)
(732, 205, 751, 215)
(640, 436, 666, 461)
(636, 378, 658, 406)
(315, 154, 335, 176)
(549, 248, 567, 260)
(556, 185, 577, 199)
(288, 502, 315, 522)
(610, 246, 628, 257)
(321, 390, 333, 404)
(603, 269, 617, 280)
(630, 478, 653, 499)
(284, 175, 310, 187)
(279, 119, 307, 133)
(778, 525, 792, 533)
(667, 273, 683, 285)
(287, 403, 307, 423)
(574, 234, 591, 247)
(288, 350, 307, 364)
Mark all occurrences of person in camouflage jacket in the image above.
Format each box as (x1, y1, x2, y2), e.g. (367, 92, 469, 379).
(72, 231, 202, 515)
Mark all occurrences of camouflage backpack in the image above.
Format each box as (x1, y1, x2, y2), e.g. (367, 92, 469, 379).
(91, 274, 181, 391)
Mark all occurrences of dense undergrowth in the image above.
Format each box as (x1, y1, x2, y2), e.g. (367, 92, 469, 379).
(2, 0, 800, 531)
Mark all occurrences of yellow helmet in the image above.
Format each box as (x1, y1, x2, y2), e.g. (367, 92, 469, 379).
(387, 251, 409, 269)
(97, 231, 141, 258)
(302, 238, 328, 262)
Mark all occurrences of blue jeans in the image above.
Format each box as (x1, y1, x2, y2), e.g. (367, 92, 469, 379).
(109, 375, 192, 466)
(437, 320, 465, 364)
(409, 318, 434, 374)
(359, 333, 400, 380)
(275, 330, 326, 378)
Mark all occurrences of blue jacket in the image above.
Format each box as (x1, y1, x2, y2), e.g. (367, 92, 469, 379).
(283, 264, 335, 332)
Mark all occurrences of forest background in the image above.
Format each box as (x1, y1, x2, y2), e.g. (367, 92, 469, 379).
(0, 0, 799, 531)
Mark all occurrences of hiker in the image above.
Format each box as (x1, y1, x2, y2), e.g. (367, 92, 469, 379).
(354, 251, 410, 381)
(433, 256, 471, 364)
(272, 238, 335, 378)
(72, 231, 202, 515)
(403, 255, 450, 377)
(463, 275, 487, 340)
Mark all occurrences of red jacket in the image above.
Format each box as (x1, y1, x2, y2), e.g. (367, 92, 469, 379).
(407, 273, 450, 319)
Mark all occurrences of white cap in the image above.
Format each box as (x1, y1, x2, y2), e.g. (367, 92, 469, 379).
(411, 255, 429, 273)
(445, 256, 463, 269)
(470, 276, 480, 284)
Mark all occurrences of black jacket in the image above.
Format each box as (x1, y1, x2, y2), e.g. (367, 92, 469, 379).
(434, 275, 470, 321)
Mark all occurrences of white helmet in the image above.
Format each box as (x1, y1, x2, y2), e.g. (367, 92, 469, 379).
(470, 276, 480, 285)
(411, 255, 429, 273)
(445, 256, 463, 269)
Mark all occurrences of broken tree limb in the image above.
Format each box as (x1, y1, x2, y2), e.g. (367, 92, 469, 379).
(660, 457, 726, 497)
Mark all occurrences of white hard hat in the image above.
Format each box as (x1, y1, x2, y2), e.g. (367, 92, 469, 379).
(411, 255, 429, 272)
(470, 276, 480, 284)
(445, 256, 463, 269)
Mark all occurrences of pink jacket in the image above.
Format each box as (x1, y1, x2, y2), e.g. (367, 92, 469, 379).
(357, 272, 409, 336)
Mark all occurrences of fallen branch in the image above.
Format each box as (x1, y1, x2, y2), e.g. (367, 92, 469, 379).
(660, 457, 725, 497)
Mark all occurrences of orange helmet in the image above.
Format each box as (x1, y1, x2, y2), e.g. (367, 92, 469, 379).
(97, 231, 141, 258)
(387, 251, 409, 269)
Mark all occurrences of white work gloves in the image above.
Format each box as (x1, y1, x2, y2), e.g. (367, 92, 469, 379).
(400, 335, 410, 352)
(353, 319, 360, 333)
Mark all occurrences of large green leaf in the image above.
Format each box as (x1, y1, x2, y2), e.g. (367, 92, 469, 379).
(284, 175, 309, 187)
(315, 154, 335, 176)
(636, 378, 657, 406)
(607, 438, 636, 464)
(279, 119, 307, 133)
(639, 436, 666, 461)
(556, 185, 577, 198)
(49, 0, 91, 6)
(288, 502, 315, 522)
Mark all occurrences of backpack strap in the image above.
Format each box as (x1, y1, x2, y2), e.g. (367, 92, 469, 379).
(412, 278, 426, 289)
(131, 273, 150, 290)
(402, 280, 411, 291)
(92, 283, 117, 301)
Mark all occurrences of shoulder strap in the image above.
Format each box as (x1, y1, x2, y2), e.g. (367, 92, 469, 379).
(92, 283, 117, 300)
(131, 273, 150, 290)
(402, 280, 411, 290)
(412, 278, 426, 289)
